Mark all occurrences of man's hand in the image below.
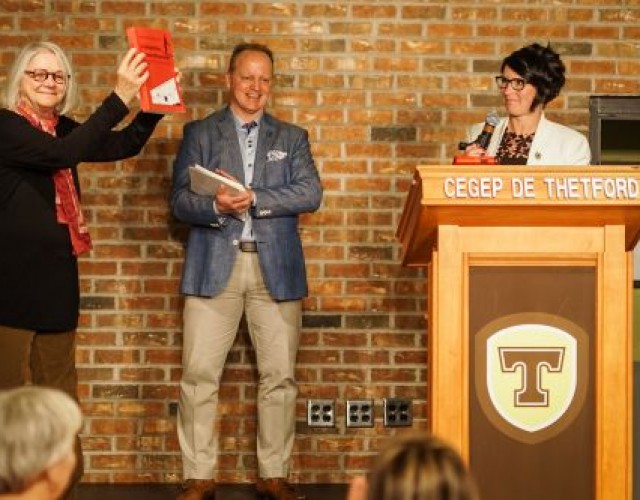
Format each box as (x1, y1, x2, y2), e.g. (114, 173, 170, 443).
(213, 169, 254, 217)
(215, 186, 253, 215)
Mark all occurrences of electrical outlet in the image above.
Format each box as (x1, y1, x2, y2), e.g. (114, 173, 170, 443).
(307, 399, 335, 427)
(383, 398, 413, 427)
(346, 399, 374, 428)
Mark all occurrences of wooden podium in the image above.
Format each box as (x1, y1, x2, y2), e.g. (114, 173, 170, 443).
(397, 165, 640, 500)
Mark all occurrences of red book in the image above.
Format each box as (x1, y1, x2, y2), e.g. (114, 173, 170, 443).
(126, 27, 185, 113)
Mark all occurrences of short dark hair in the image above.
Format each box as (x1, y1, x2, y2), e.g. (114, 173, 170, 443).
(501, 42, 565, 110)
(227, 43, 274, 73)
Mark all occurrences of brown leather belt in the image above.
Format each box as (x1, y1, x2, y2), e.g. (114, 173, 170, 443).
(239, 241, 258, 252)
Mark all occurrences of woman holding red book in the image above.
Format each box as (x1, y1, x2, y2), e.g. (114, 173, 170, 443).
(0, 41, 163, 499)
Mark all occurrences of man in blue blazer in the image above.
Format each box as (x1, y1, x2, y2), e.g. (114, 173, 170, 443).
(171, 43, 322, 500)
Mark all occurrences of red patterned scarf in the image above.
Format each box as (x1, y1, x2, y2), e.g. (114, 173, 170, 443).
(16, 100, 92, 256)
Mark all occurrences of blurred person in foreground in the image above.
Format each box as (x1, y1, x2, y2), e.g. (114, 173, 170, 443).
(466, 42, 590, 165)
(347, 433, 479, 500)
(171, 42, 322, 500)
(0, 41, 164, 499)
(0, 386, 82, 500)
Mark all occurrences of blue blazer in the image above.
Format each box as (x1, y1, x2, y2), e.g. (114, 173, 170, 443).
(171, 107, 322, 301)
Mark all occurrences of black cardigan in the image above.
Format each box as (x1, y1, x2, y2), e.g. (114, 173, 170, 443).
(0, 93, 162, 331)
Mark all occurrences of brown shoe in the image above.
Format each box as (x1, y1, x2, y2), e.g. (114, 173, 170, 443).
(256, 478, 305, 500)
(177, 479, 216, 500)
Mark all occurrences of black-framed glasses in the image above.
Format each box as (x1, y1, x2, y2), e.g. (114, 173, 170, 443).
(24, 69, 69, 85)
(495, 75, 526, 91)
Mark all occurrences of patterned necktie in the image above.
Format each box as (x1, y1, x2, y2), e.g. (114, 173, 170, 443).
(242, 121, 257, 134)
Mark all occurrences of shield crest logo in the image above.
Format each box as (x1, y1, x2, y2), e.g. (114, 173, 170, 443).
(475, 313, 589, 444)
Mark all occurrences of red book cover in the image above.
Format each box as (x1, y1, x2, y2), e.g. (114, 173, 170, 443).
(126, 27, 185, 113)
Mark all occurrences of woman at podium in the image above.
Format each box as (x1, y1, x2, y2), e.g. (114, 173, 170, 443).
(465, 43, 591, 165)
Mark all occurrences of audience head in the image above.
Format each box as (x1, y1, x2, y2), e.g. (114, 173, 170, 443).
(366, 433, 479, 500)
(0, 386, 82, 499)
(499, 42, 565, 111)
(3, 41, 77, 115)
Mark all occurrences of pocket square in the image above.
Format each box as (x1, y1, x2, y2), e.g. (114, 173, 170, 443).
(267, 149, 287, 162)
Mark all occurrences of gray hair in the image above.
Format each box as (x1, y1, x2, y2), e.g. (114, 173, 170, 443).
(0, 386, 82, 494)
(2, 41, 77, 115)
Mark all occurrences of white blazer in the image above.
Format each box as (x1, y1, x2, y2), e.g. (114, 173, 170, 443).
(467, 114, 591, 165)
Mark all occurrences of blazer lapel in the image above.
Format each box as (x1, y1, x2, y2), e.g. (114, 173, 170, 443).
(217, 108, 246, 183)
(528, 114, 549, 165)
(252, 114, 277, 186)
(488, 119, 508, 156)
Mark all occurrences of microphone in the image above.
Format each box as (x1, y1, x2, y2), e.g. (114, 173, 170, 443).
(472, 112, 500, 149)
(453, 112, 500, 165)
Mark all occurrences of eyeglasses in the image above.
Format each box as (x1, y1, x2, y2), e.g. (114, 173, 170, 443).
(24, 69, 69, 85)
(495, 75, 526, 91)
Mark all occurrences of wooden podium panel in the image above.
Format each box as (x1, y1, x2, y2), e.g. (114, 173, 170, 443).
(397, 166, 640, 500)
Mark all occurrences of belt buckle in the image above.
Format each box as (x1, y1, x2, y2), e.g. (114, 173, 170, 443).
(239, 241, 257, 252)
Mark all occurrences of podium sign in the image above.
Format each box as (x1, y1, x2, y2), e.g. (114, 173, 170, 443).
(397, 166, 640, 500)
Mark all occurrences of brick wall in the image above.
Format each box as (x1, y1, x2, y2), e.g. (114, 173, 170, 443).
(2, 0, 638, 484)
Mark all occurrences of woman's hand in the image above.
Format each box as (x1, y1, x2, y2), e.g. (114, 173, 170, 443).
(114, 48, 149, 106)
(464, 142, 487, 157)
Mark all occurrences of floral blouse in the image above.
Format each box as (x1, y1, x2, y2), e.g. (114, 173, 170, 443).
(496, 130, 535, 165)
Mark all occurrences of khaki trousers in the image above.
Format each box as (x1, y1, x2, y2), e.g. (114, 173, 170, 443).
(0, 326, 83, 500)
(178, 251, 301, 480)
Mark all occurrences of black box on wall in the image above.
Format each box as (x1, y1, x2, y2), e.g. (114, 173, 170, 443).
(589, 95, 640, 165)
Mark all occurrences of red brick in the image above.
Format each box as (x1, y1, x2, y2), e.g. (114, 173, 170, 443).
(320, 126, 368, 141)
(595, 79, 639, 93)
(90, 454, 137, 469)
(624, 27, 640, 39)
(351, 39, 397, 52)
(321, 332, 368, 347)
(302, 4, 347, 17)
(372, 333, 419, 348)
(570, 60, 616, 74)
(525, 25, 571, 38)
(82, 437, 112, 451)
(297, 349, 341, 364)
(101, 2, 145, 14)
(116, 436, 164, 452)
(90, 419, 137, 435)
(400, 6, 446, 20)
(117, 401, 166, 417)
(78, 368, 115, 381)
(502, 8, 548, 21)
(343, 350, 390, 364)
(378, 23, 422, 37)
(328, 22, 372, 35)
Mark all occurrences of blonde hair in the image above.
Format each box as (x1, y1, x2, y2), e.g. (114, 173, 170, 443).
(367, 433, 479, 500)
(2, 41, 77, 115)
(0, 386, 82, 494)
